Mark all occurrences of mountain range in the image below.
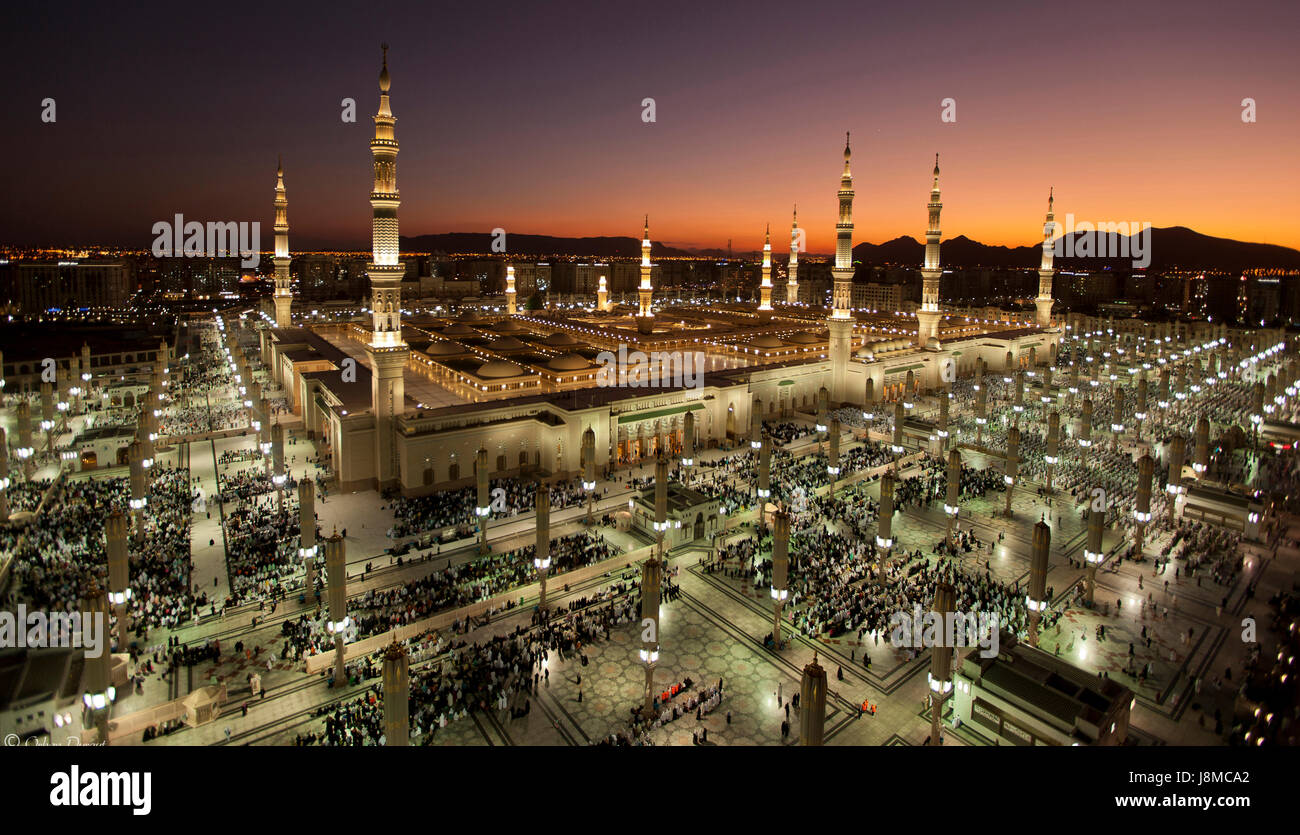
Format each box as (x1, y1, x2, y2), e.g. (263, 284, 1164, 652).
(400, 232, 695, 259)
(401, 227, 1300, 270)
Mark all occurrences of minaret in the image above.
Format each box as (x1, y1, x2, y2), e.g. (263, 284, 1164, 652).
(505, 263, 517, 315)
(786, 205, 799, 305)
(272, 157, 292, 328)
(1035, 189, 1056, 328)
(915, 154, 943, 348)
(365, 44, 410, 490)
(636, 216, 655, 334)
(827, 133, 855, 402)
(757, 223, 773, 317)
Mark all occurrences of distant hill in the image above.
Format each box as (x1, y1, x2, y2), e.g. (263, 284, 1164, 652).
(852, 227, 1300, 271)
(397, 227, 1300, 269)
(401, 232, 694, 259)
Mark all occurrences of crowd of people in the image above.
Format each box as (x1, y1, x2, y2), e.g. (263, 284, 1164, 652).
(388, 477, 589, 539)
(299, 578, 640, 745)
(4, 468, 198, 635)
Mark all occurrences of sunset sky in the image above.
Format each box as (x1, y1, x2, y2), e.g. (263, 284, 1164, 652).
(2, 0, 1297, 254)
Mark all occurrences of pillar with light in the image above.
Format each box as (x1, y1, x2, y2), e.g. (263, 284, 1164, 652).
(105, 510, 132, 652)
(534, 482, 551, 610)
(1003, 426, 1019, 517)
(79, 581, 114, 742)
(325, 531, 349, 686)
(299, 479, 318, 593)
(876, 470, 895, 582)
(383, 640, 409, 746)
(1026, 520, 1050, 647)
(800, 650, 827, 745)
(928, 581, 956, 745)
(771, 508, 789, 647)
(1166, 436, 1186, 522)
(475, 447, 490, 555)
(1133, 454, 1153, 559)
(1084, 495, 1106, 606)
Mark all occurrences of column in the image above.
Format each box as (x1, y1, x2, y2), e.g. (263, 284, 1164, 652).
(1026, 520, 1050, 647)
(771, 509, 790, 647)
(800, 651, 827, 746)
(1044, 410, 1060, 494)
(534, 483, 551, 610)
(1166, 436, 1186, 522)
(1003, 426, 1019, 517)
(928, 582, 956, 745)
(944, 447, 961, 546)
(79, 582, 114, 743)
(639, 553, 662, 715)
(299, 479, 318, 592)
(382, 640, 409, 746)
(475, 447, 490, 555)
(1133, 453, 1153, 558)
(827, 418, 841, 486)
(325, 532, 348, 686)
(876, 470, 895, 582)
(105, 510, 132, 652)
(582, 427, 597, 523)
(1081, 472, 1109, 603)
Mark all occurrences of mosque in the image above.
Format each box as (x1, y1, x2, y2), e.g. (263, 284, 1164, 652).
(259, 49, 1061, 494)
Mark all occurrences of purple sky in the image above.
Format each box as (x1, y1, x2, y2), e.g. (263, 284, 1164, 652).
(2, 0, 1297, 253)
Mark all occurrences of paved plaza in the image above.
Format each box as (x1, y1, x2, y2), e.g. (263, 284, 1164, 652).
(3, 320, 1297, 750)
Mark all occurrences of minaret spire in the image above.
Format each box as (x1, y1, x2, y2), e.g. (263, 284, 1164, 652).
(365, 44, 410, 489)
(272, 158, 292, 328)
(636, 215, 655, 332)
(758, 222, 773, 314)
(787, 203, 799, 304)
(827, 132, 856, 403)
(1035, 187, 1057, 329)
(831, 132, 854, 317)
(915, 153, 944, 348)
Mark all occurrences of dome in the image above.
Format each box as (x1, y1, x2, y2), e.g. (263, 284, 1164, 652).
(457, 309, 481, 321)
(783, 331, 821, 345)
(548, 353, 592, 371)
(747, 335, 784, 350)
(441, 323, 475, 337)
(424, 341, 464, 356)
(492, 319, 525, 333)
(489, 336, 527, 351)
(543, 332, 579, 347)
(477, 360, 524, 379)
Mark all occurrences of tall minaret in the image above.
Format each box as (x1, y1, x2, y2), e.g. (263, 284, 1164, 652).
(636, 215, 655, 334)
(827, 133, 855, 403)
(505, 263, 517, 315)
(758, 223, 773, 316)
(1035, 188, 1056, 328)
(915, 154, 943, 348)
(365, 44, 409, 489)
(272, 157, 292, 328)
(786, 205, 799, 305)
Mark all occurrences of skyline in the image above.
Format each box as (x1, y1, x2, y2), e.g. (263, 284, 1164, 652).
(2, 0, 1298, 253)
